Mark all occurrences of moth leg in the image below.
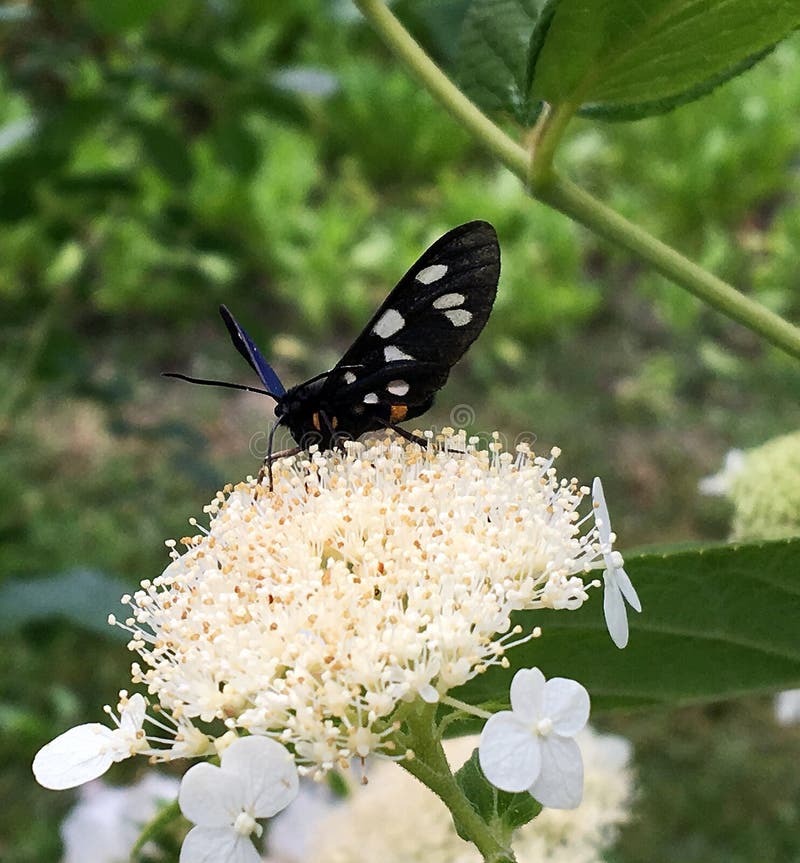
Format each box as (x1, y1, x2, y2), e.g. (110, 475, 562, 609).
(257, 446, 301, 494)
(319, 410, 354, 452)
(384, 423, 430, 448)
(384, 422, 465, 455)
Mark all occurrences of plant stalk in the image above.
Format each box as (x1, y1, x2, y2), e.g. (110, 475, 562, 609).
(399, 705, 516, 863)
(352, 0, 800, 361)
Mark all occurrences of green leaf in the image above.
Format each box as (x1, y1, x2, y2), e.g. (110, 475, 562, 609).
(458, 0, 547, 124)
(0, 569, 130, 637)
(452, 540, 800, 714)
(454, 748, 541, 842)
(529, 0, 800, 119)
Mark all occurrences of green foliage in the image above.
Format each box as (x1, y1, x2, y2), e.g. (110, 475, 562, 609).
(458, 0, 545, 124)
(608, 701, 800, 863)
(455, 748, 541, 843)
(0, 569, 130, 636)
(2, 2, 800, 861)
(455, 540, 800, 712)
(325, 61, 474, 184)
(530, 0, 800, 119)
(457, 0, 800, 124)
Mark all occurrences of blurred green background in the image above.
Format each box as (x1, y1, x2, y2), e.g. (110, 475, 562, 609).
(2, 2, 800, 861)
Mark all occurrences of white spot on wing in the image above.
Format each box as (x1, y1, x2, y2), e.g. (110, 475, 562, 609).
(387, 380, 409, 396)
(416, 264, 448, 284)
(372, 309, 404, 339)
(363, 392, 379, 404)
(343, 371, 357, 385)
(433, 292, 465, 309)
(384, 345, 414, 362)
(445, 309, 473, 327)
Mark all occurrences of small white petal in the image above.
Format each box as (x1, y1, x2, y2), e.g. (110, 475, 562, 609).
(418, 683, 440, 703)
(509, 667, 545, 722)
(179, 825, 260, 863)
(529, 735, 584, 809)
(179, 763, 246, 827)
(32, 724, 118, 790)
(591, 477, 612, 544)
(542, 678, 590, 737)
(603, 572, 629, 649)
(615, 566, 642, 613)
(118, 693, 147, 734)
(479, 712, 541, 792)
(220, 737, 299, 818)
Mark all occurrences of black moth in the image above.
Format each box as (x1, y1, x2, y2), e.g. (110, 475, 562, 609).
(166, 221, 500, 486)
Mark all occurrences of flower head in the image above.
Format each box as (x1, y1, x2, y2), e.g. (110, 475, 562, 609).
(179, 735, 298, 863)
(33, 693, 150, 790)
(592, 478, 641, 649)
(479, 667, 590, 809)
(113, 432, 618, 776)
(701, 432, 800, 541)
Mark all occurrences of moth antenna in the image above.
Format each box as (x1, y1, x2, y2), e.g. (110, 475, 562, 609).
(162, 372, 279, 401)
(266, 416, 284, 492)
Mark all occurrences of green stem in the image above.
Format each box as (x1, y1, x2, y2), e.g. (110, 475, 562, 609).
(353, 0, 528, 178)
(399, 705, 515, 863)
(440, 694, 491, 719)
(352, 0, 800, 361)
(528, 101, 577, 187)
(539, 174, 800, 358)
(131, 798, 181, 858)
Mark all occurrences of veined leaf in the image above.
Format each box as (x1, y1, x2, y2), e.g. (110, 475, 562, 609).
(529, 0, 800, 120)
(459, 0, 548, 124)
(452, 539, 800, 714)
(454, 749, 541, 841)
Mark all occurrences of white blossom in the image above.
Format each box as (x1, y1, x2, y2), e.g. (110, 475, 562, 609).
(591, 478, 641, 649)
(479, 667, 590, 809)
(179, 736, 299, 863)
(111, 432, 620, 775)
(33, 693, 150, 790)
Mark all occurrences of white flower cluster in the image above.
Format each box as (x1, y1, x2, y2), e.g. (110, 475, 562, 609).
(110, 431, 626, 775)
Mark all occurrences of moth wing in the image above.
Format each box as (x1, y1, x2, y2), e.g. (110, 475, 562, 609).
(219, 304, 287, 397)
(321, 221, 499, 407)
